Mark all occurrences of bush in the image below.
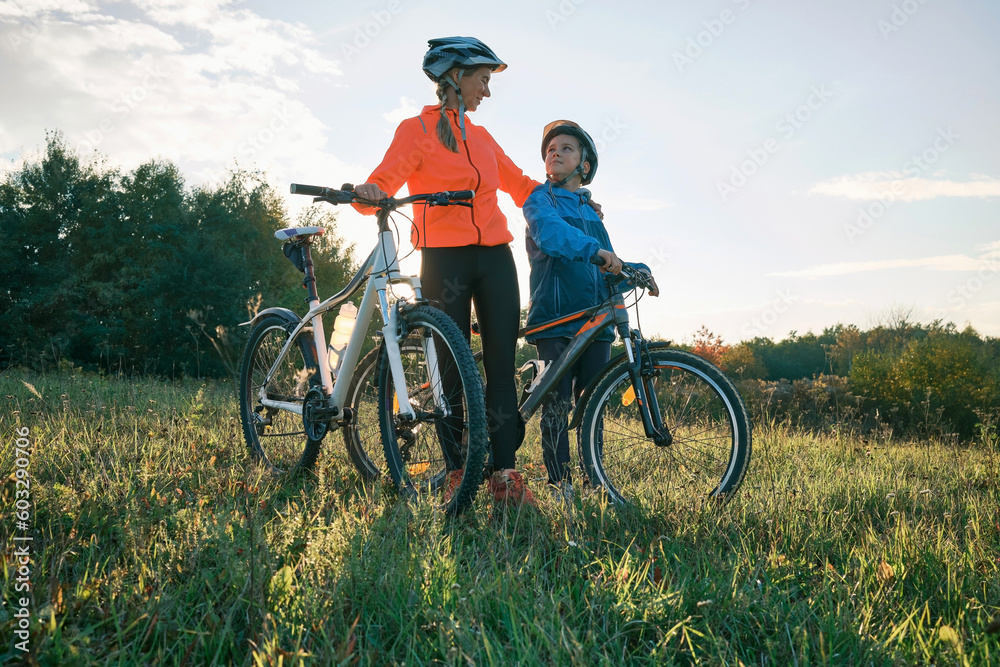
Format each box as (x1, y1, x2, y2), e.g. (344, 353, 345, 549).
(849, 330, 1000, 438)
(739, 374, 858, 431)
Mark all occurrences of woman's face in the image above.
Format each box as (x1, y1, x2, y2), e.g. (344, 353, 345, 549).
(453, 66, 492, 112)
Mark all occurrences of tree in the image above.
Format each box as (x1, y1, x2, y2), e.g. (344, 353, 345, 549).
(0, 134, 357, 376)
(720, 343, 767, 380)
(690, 325, 727, 366)
(0, 131, 122, 367)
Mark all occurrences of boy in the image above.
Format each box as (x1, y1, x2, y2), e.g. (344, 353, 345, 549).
(522, 120, 659, 498)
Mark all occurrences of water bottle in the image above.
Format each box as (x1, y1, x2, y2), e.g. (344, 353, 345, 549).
(328, 302, 357, 375)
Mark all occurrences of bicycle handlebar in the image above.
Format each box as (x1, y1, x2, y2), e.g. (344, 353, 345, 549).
(590, 255, 655, 291)
(289, 183, 475, 209)
(289, 183, 330, 197)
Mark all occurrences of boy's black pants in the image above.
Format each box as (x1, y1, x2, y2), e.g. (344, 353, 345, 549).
(534, 336, 611, 484)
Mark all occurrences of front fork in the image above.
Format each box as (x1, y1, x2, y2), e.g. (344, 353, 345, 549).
(621, 331, 672, 447)
(378, 281, 450, 422)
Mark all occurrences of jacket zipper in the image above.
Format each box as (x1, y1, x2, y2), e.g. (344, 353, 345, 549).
(459, 117, 483, 244)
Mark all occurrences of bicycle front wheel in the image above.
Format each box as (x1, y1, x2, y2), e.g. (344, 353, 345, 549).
(378, 306, 488, 514)
(580, 347, 751, 508)
(342, 340, 422, 481)
(239, 314, 321, 474)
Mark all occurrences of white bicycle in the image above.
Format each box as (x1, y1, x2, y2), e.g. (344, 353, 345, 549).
(238, 183, 487, 514)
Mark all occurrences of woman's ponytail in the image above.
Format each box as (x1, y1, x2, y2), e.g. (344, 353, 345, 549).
(435, 82, 459, 153)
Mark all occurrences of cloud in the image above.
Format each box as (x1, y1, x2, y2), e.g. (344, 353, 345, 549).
(382, 97, 421, 127)
(770, 244, 1000, 278)
(979, 240, 1000, 259)
(599, 196, 674, 212)
(693, 296, 865, 318)
(809, 172, 1000, 201)
(0, 0, 92, 19)
(130, 0, 231, 27)
(0, 0, 346, 187)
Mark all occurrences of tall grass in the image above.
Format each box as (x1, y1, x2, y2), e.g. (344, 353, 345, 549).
(2, 369, 998, 665)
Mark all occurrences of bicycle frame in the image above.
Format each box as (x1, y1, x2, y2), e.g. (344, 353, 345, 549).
(243, 209, 438, 423)
(517, 281, 669, 445)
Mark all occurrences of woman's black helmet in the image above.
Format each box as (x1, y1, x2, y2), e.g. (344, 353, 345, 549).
(422, 37, 506, 82)
(541, 120, 598, 186)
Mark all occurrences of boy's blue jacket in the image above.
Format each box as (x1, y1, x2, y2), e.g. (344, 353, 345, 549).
(523, 183, 616, 343)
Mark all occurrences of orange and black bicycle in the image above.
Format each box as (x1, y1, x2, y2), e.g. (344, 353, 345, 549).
(346, 260, 752, 510)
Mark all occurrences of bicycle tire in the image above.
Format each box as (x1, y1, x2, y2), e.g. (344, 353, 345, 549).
(342, 340, 421, 481)
(239, 314, 321, 474)
(378, 306, 488, 515)
(580, 347, 751, 507)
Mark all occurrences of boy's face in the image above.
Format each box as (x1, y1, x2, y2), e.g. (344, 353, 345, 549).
(545, 134, 589, 186)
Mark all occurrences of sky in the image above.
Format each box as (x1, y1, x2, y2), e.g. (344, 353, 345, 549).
(2, 0, 999, 344)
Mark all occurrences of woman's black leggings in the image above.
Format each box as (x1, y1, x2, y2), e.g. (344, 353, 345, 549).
(421, 245, 520, 470)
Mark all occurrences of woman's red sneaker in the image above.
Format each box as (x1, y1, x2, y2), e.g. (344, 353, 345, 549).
(489, 469, 538, 507)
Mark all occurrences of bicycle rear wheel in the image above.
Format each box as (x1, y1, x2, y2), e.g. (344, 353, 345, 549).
(580, 347, 751, 508)
(239, 314, 321, 474)
(378, 306, 487, 514)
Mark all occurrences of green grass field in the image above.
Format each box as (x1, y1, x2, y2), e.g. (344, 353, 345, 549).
(2, 369, 998, 665)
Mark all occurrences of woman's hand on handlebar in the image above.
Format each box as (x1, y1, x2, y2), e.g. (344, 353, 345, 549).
(597, 249, 623, 275)
(355, 182, 387, 201)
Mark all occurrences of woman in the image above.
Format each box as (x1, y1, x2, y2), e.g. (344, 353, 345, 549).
(354, 37, 540, 506)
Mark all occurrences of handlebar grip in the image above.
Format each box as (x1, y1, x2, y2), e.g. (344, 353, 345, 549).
(448, 190, 475, 201)
(590, 254, 606, 266)
(290, 183, 328, 196)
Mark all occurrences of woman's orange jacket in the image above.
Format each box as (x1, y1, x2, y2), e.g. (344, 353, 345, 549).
(355, 105, 539, 248)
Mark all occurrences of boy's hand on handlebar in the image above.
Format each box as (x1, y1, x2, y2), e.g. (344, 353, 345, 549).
(646, 276, 660, 297)
(355, 183, 387, 201)
(597, 249, 623, 275)
(633, 266, 660, 296)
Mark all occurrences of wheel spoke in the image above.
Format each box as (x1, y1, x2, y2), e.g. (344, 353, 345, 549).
(583, 349, 751, 508)
(238, 318, 319, 474)
(377, 307, 488, 515)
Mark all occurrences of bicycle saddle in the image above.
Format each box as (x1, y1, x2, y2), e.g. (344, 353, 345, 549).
(274, 226, 325, 241)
